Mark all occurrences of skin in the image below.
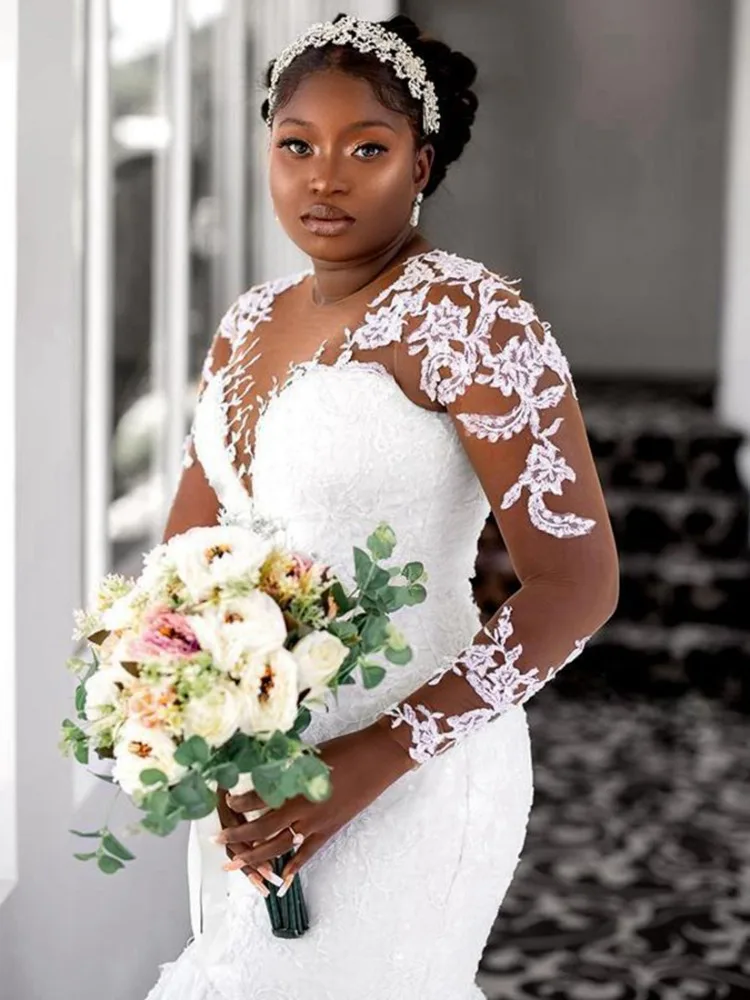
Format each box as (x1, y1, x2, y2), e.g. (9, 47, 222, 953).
(268, 67, 435, 303)
(215, 66, 436, 894)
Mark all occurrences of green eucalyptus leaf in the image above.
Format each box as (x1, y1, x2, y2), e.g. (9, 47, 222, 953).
(102, 833, 136, 861)
(250, 763, 286, 809)
(69, 827, 103, 838)
(405, 584, 427, 606)
(402, 561, 425, 583)
(366, 523, 396, 560)
(353, 546, 374, 590)
(174, 735, 210, 768)
(73, 851, 99, 861)
(291, 705, 312, 735)
(204, 762, 239, 789)
(97, 854, 125, 874)
(139, 768, 168, 786)
(73, 742, 89, 765)
(360, 661, 386, 690)
(74, 681, 87, 716)
(326, 580, 355, 615)
(360, 614, 390, 652)
(385, 644, 413, 665)
(141, 811, 182, 837)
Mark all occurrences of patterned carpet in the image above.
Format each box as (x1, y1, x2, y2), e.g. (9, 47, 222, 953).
(476, 687, 750, 999)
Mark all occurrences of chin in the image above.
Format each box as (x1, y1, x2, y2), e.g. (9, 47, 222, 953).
(294, 230, 362, 260)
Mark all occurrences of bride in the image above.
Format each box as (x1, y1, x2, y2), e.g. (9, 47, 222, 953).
(145, 12, 619, 999)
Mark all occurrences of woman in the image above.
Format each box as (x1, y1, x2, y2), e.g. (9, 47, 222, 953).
(145, 12, 619, 999)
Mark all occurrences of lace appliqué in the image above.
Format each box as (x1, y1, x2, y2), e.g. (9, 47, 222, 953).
(181, 432, 195, 471)
(384, 604, 591, 766)
(324, 250, 595, 540)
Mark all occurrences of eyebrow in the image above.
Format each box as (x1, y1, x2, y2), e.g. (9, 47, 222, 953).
(276, 117, 397, 133)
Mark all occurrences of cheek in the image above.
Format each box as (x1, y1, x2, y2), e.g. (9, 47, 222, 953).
(268, 153, 304, 204)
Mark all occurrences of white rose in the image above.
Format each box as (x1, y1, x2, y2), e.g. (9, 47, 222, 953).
(166, 525, 275, 602)
(84, 664, 135, 723)
(291, 631, 348, 711)
(186, 591, 287, 674)
(237, 647, 299, 738)
(112, 718, 187, 795)
(181, 679, 245, 748)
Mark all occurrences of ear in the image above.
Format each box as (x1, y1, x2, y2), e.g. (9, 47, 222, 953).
(414, 142, 435, 193)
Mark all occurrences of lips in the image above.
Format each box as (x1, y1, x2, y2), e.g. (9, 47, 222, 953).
(301, 204, 354, 221)
(300, 204, 355, 237)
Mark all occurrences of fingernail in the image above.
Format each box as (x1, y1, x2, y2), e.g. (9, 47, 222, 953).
(258, 863, 285, 888)
(222, 857, 245, 871)
(210, 834, 225, 845)
(276, 873, 295, 898)
(248, 873, 270, 898)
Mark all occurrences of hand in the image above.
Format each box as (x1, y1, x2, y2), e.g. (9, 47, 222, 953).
(215, 785, 286, 898)
(213, 719, 415, 888)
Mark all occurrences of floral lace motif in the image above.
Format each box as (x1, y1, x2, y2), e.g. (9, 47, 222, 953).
(384, 606, 592, 766)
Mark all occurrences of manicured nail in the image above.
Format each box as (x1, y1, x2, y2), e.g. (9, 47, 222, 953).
(258, 863, 284, 888)
(222, 856, 245, 871)
(210, 833, 226, 845)
(248, 872, 270, 898)
(277, 873, 295, 898)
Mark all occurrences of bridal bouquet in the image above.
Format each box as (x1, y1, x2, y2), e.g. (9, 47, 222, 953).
(60, 520, 427, 938)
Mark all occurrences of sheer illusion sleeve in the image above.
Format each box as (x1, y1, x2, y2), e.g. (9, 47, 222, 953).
(162, 303, 237, 541)
(377, 281, 620, 768)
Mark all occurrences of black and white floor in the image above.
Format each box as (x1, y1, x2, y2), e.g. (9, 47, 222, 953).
(477, 687, 750, 999)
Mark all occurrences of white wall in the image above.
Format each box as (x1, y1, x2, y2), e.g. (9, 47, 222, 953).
(0, 0, 18, 917)
(0, 1, 190, 997)
(719, 0, 750, 493)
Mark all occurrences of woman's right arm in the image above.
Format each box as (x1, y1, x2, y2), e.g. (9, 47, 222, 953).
(161, 310, 236, 544)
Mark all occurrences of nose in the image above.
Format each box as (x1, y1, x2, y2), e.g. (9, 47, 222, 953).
(308, 153, 349, 197)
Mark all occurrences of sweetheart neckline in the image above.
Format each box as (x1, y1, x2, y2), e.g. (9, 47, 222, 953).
(197, 358, 453, 532)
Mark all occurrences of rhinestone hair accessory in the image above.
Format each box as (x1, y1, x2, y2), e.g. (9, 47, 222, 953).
(266, 15, 441, 136)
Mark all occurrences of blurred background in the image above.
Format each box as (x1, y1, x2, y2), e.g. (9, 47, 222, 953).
(1, 0, 748, 997)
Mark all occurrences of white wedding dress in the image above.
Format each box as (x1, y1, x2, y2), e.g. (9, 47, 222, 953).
(143, 246, 612, 999)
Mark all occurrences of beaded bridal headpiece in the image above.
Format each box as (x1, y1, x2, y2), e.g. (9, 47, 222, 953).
(266, 14, 441, 136)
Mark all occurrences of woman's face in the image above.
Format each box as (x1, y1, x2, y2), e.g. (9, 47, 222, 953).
(268, 68, 433, 262)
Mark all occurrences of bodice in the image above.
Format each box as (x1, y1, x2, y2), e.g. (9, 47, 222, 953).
(189, 252, 497, 741)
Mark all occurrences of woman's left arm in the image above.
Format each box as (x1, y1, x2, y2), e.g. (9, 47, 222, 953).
(377, 293, 620, 767)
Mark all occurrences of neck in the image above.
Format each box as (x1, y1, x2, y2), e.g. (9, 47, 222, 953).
(308, 229, 431, 306)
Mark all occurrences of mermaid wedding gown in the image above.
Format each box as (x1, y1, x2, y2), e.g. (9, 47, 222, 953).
(144, 248, 617, 999)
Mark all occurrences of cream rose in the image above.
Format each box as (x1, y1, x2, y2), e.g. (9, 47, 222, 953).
(111, 718, 187, 795)
(84, 664, 135, 725)
(181, 679, 245, 748)
(186, 591, 288, 674)
(291, 630, 348, 710)
(166, 525, 275, 602)
(237, 647, 299, 738)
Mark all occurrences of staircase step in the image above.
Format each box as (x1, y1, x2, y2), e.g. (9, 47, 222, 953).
(562, 622, 750, 710)
(616, 553, 750, 629)
(605, 489, 749, 559)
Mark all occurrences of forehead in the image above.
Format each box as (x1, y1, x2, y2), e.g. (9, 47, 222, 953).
(277, 68, 408, 131)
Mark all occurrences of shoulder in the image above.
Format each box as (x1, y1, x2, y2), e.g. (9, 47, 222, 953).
(215, 266, 312, 347)
(417, 248, 523, 300)
(403, 249, 573, 405)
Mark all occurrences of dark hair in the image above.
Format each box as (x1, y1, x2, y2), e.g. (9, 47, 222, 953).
(260, 13, 479, 198)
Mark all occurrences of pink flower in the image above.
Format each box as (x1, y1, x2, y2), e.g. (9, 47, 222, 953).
(132, 608, 201, 660)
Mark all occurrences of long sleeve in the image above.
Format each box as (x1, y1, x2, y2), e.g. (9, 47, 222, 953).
(162, 304, 237, 541)
(180, 302, 238, 473)
(378, 276, 620, 768)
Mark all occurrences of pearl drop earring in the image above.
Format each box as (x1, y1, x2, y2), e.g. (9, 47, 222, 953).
(410, 192, 424, 227)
